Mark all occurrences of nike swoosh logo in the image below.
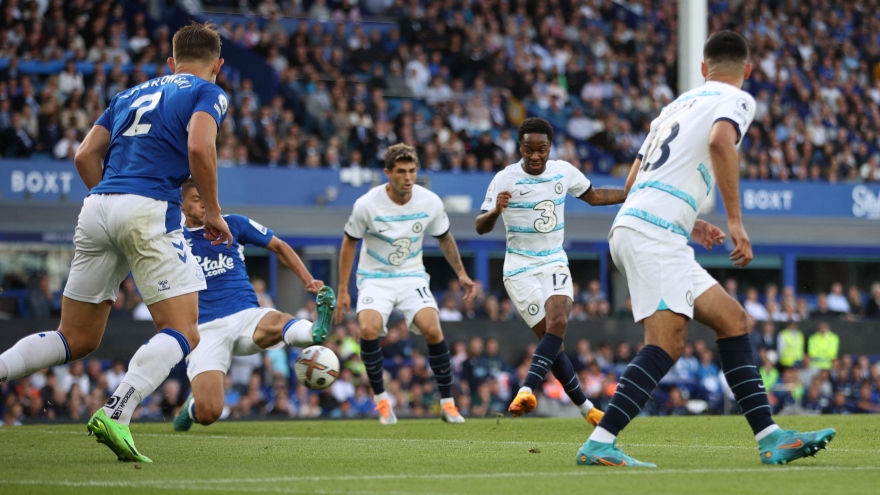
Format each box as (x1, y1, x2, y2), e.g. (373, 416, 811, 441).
(780, 439, 804, 449)
(178, 253, 187, 263)
(378, 228, 390, 233)
(596, 457, 627, 467)
(172, 241, 184, 251)
(759, 384, 765, 389)
(123, 437, 141, 457)
(518, 190, 531, 196)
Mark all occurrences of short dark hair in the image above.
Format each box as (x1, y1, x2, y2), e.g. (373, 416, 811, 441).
(703, 31, 749, 65)
(172, 21, 222, 64)
(181, 177, 197, 196)
(517, 117, 554, 143)
(383, 143, 419, 170)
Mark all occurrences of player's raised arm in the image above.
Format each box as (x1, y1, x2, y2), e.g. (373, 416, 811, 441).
(188, 111, 232, 247)
(73, 125, 111, 190)
(475, 192, 510, 234)
(436, 231, 476, 302)
(710, 120, 752, 267)
(266, 236, 323, 293)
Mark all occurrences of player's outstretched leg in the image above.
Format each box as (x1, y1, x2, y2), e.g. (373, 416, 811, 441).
(312, 286, 336, 344)
(509, 332, 562, 417)
(550, 351, 603, 426)
(696, 286, 836, 464)
(362, 335, 396, 425)
(428, 340, 464, 424)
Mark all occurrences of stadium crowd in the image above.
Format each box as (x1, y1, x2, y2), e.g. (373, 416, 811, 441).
(2, 0, 880, 182)
(3, 277, 880, 426)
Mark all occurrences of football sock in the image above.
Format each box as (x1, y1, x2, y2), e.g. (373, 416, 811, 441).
(188, 398, 200, 424)
(717, 334, 778, 437)
(550, 351, 594, 410)
(103, 329, 191, 425)
(360, 338, 385, 395)
(593, 345, 673, 439)
(522, 333, 563, 391)
(0, 331, 70, 383)
(281, 319, 313, 347)
(427, 340, 453, 399)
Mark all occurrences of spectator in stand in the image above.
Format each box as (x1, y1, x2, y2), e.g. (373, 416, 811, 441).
(826, 283, 851, 314)
(846, 285, 864, 319)
(460, 337, 490, 394)
(777, 321, 805, 369)
(866, 283, 880, 319)
(808, 322, 839, 371)
(810, 293, 841, 319)
(743, 287, 769, 321)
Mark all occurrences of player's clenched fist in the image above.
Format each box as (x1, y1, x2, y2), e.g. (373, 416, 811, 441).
(494, 191, 511, 212)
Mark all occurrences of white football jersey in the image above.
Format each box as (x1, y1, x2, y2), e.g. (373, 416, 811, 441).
(345, 184, 450, 285)
(613, 81, 756, 240)
(480, 160, 592, 279)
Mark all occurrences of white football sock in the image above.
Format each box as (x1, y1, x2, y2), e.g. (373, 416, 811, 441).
(374, 391, 389, 403)
(188, 398, 199, 424)
(440, 397, 454, 407)
(578, 399, 596, 415)
(755, 424, 781, 442)
(517, 386, 533, 395)
(282, 319, 313, 347)
(103, 330, 189, 425)
(0, 331, 69, 382)
(589, 426, 617, 444)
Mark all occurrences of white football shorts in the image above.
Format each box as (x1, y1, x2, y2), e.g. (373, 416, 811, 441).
(504, 264, 574, 328)
(610, 225, 717, 322)
(63, 194, 206, 306)
(186, 307, 276, 380)
(356, 276, 438, 336)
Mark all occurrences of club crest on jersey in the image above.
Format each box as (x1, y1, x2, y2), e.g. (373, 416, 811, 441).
(412, 222, 423, 233)
(362, 297, 373, 304)
(736, 99, 751, 113)
(528, 304, 539, 315)
(555, 183, 563, 194)
(196, 253, 235, 277)
(686, 291, 694, 307)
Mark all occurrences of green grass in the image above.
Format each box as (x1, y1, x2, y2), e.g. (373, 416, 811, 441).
(1, 415, 878, 495)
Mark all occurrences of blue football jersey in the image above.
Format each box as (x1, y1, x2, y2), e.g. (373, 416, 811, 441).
(184, 214, 274, 324)
(91, 73, 229, 204)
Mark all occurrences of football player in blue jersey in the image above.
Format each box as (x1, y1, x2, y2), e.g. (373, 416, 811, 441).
(172, 179, 335, 431)
(0, 22, 233, 463)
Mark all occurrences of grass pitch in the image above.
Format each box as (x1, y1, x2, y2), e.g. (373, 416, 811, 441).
(1, 415, 878, 495)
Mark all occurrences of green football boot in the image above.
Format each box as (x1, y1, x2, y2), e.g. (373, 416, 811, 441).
(312, 285, 336, 344)
(759, 428, 836, 465)
(173, 394, 195, 432)
(576, 439, 657, 468)
(87, 409, 153, 463)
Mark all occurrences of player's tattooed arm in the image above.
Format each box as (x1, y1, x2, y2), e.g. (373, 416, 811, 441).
(74, 125, 111, 190)
(580, 187, 627, 206)
(437, 232, 477, 302)
(475, 191, 511, 234)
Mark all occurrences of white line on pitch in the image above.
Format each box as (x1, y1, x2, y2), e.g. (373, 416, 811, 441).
(5, 429, 879, 454)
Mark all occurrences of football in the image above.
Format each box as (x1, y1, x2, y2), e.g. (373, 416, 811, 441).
(294, 346, 341, 390)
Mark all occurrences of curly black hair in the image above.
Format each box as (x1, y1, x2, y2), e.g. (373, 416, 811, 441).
(517, 117, 554, 143)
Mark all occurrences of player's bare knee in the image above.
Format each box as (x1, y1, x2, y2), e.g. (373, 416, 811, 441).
(422, 326, 444, 344)
(545, 312, 568, 337)
(195, 400, 222, 425)
(62, 332, 102, 361)
(360, 325, 381, 340)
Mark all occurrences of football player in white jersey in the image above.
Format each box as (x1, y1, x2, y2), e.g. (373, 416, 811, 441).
(336, 143, 476, 425)
(476, 117, 625, 424)
(577, 31, 835, 468)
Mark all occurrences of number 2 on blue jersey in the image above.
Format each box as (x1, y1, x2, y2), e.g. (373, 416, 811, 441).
(122, 93, 162, 136)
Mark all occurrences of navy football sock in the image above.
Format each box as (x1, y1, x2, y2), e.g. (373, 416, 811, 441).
(718, 334, 776, 435)
(427, 340, 453, 399)
(550, 351, 587, 406)
(360, 338, 385, 395)
(523, 333, 564, 391)
(598, 345, 673, 436)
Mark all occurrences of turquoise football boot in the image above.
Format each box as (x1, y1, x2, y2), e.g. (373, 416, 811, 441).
(576, 439, 657, 468)
(173, 394, 195, 432)
(759, 428, 836, 465)
(312, 285, 336, 344)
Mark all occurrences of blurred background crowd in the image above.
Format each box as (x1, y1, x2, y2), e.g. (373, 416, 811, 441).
(3, 276, 880, 426)
(3, 0, 880, 182)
